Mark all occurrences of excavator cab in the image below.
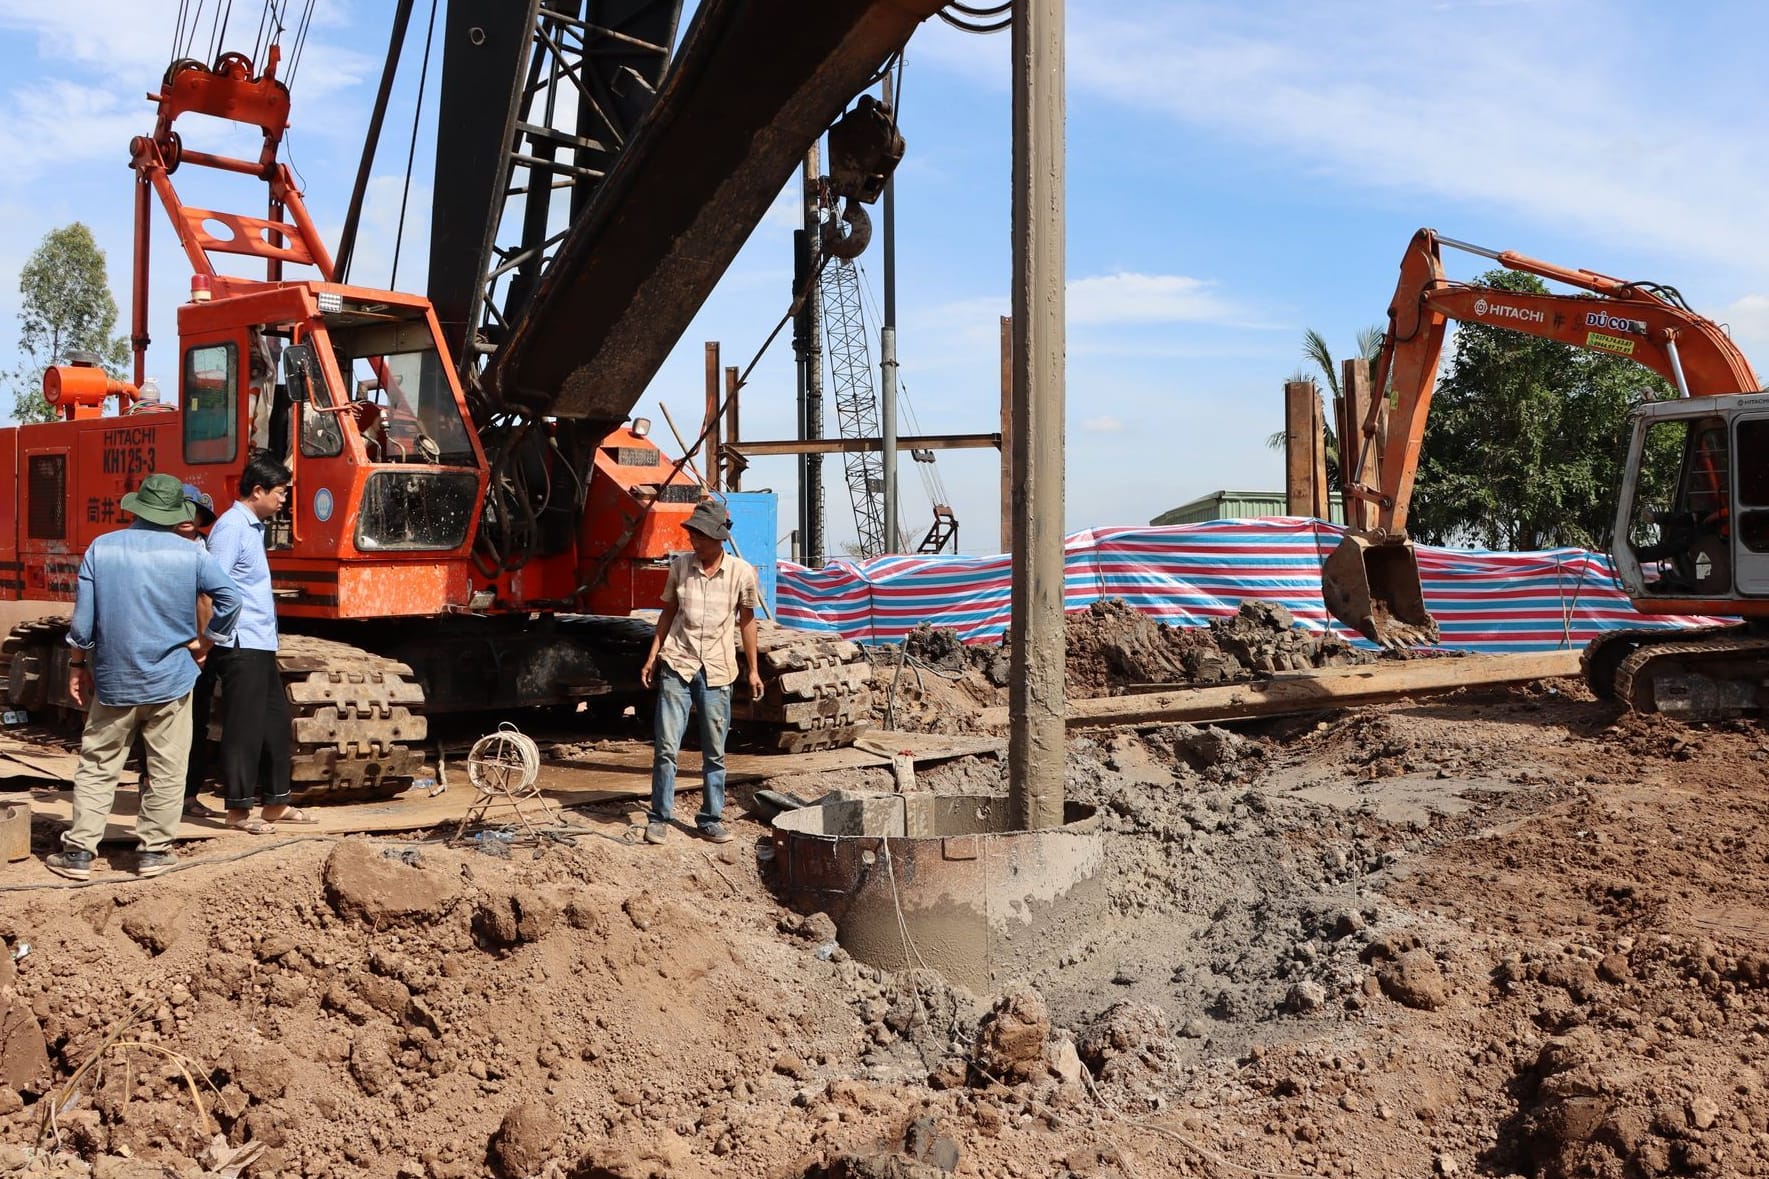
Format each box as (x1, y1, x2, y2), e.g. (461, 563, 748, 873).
(1321, 532, 1438, 648)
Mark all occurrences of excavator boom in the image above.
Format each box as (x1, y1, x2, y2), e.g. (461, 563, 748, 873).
(1325, 228, 1760, 646)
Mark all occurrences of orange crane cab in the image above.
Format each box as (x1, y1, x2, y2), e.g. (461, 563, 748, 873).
(1324, 229, 1769, 718)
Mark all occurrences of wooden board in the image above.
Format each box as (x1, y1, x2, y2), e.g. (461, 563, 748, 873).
(977, 651, 1584, 730)
(8, 730, 1005, 843)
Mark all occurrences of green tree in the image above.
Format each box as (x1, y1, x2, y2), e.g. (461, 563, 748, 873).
(1406, 269, 1679, 551)
(7, 223, 129, 424)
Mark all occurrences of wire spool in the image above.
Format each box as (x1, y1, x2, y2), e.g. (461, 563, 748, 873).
(465, 724, 541, 796)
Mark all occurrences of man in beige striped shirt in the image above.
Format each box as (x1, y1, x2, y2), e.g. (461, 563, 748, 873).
(640, 500, 762, 844)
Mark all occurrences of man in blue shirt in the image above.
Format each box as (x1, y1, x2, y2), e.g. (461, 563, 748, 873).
(205, 452, 308, 833)
(50, 473, 242, 880)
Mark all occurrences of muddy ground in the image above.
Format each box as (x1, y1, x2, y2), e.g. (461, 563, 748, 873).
(0, 601, 1766, 1177)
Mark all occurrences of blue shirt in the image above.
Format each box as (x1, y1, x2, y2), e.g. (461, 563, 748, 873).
(68, 522, 242, 707)
(206, 501, 280, 651)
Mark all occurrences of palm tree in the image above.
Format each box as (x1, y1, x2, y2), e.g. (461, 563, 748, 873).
(1266, 327, 1385, 489)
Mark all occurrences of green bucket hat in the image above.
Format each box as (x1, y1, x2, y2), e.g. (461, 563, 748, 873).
(120, 473, 198, 527)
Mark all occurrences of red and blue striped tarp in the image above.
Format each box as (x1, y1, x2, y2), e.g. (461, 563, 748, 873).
(775, 518, 1718, 653)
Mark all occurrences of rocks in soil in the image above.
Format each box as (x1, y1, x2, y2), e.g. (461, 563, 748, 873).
(1374, 948, 1451, 1011)
(972, 986, 1050, 1084)
(1078, 1001, 1175, 1080)
(323, 841, 462, 929)
(488, 1101, 562, 1179)
(119, 895, 188, 956)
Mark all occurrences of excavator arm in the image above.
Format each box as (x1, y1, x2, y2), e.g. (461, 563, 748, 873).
(1324, 228, 1760, 646)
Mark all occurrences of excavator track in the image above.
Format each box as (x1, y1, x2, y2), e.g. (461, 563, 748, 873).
(733, 623, 874, 753)
(1610, 628, 1769, 720)
(1580, 625, 1736, 700)
(2, 621, 424, 804)
(277, 634, 427, 803)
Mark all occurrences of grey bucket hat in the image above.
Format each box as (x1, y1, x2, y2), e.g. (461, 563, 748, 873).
(120, 473, 198, 527)
(683, 500, 731, 541)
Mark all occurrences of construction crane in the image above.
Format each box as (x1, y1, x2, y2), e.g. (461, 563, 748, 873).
(0, 0, 945, 796)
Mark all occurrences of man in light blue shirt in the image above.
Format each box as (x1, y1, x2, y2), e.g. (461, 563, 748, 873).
(205, 452, 309, 833)
(50, 474, 242, 881)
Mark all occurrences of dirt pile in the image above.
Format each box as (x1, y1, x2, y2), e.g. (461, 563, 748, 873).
(872, 600, 1376, 733)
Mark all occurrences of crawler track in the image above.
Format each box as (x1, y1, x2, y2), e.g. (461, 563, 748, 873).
(734, 623, 874, 753)
(3, 621, 424, 803)
(1612, 629, 1769, 720)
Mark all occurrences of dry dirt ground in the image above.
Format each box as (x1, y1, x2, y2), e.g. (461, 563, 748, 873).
(1, 602, 1767, 1177)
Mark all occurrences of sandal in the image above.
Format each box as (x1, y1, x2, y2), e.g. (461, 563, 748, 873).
(262, 807, 320, 826)
(183, 799, 220, 818)
(224, 816, 276, 835)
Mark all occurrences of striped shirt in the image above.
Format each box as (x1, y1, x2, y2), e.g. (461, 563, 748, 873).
(658, 552, 760, 688)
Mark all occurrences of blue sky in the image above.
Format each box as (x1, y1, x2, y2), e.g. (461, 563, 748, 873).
(4, 1, 1769, 556)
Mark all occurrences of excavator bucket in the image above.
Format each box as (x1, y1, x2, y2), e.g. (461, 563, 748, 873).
(1321, 533, 1440, 648)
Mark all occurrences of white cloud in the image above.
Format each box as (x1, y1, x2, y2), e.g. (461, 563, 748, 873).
(1079, 415, 1123, 432)
(1068, 272, 1244, 326)
(1719, 295, 1769, 369)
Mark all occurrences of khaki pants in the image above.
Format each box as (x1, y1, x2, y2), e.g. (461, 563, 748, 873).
(65, 694, 193, 856)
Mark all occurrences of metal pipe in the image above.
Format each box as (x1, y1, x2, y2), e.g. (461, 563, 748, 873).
(1433, 234, 1503, 262)
(1008, 0, 1066, 830)
(1664, 335, 1692, 399)
(880, 66, 899, 553)
(801, 148, 827, 568)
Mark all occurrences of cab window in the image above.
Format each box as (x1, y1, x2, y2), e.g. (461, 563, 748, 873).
(183, 342, 238, 464)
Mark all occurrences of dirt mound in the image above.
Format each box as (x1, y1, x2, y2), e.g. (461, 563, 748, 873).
(873, 599, 1376, 733)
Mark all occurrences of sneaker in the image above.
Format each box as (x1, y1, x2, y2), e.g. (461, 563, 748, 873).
(698, 822, 734, 844)
(45, 850, 93, 881)
(644, 821, 670, 845)
(136, 851, 178, 878)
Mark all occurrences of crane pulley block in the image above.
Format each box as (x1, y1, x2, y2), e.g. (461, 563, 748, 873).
(825, 95, 903, 205)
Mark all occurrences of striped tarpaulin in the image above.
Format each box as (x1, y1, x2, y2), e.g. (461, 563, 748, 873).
(775, 518, 1720, 652)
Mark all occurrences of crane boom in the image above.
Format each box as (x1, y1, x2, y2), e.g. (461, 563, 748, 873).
(483, 0, 944, 430)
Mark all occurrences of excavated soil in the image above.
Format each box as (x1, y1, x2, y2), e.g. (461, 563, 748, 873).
(2, 599, 1768, 1177)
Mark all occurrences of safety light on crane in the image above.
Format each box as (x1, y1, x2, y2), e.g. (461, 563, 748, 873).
(189, 275, 211, 303)
(317, 291, 344, 314)
(630, 417, 652, 438)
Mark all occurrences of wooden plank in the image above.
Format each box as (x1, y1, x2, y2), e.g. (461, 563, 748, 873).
(1341, 356, 1375, 529)
(21, 730, 1009, 843)
(977, 651, 1584, 729)
(1310, 393, 1331, 520)
(1284, 380, 1317, 516)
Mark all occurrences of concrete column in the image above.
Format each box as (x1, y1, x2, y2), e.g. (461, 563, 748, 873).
(999, 315, 1013, 554)
(1008, 0, 1066, 831)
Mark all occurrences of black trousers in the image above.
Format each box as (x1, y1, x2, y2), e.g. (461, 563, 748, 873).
(211, 647, 292, 809)
(184, 664, 217, 798)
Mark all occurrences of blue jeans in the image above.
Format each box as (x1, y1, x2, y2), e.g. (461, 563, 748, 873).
(650, 665, 732, 828)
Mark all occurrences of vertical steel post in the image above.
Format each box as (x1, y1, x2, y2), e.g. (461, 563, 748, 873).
(724, 365, 743, 492)
(1008, 0, 1066, 831)
(801, 150, 827, 567)
(879, 66, 900, 553)
(999, 315, 1012, 554)
(704, 341, 722, 491)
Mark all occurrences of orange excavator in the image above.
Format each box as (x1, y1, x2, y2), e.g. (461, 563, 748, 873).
(1323, 228, 1769, 719)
